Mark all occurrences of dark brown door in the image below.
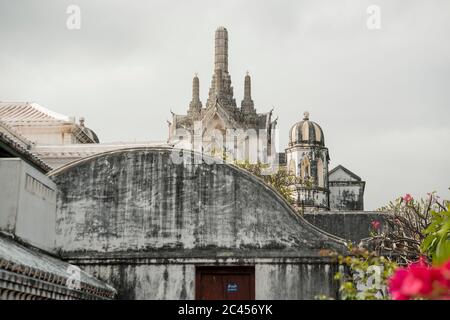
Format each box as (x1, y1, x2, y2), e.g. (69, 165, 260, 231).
(195, 267, 255, 300)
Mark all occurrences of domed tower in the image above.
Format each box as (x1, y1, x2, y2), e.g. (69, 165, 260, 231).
(286, 111, 330, 211)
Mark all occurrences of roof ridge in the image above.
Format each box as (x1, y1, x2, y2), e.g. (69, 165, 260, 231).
(329, 164, 362, 181)
(0, 102, 70, 122)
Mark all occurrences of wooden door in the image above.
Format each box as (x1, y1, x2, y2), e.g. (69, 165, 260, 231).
(195, 267, 255, 300)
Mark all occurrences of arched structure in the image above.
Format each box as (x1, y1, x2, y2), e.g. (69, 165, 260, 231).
(50, 147, 346, 299)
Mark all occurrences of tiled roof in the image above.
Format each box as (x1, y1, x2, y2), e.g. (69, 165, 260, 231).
(0, 120, 52, 173)
(0, 102, 100, 144)
(0, 102, 70, 125)
(0, 233, 116, 299)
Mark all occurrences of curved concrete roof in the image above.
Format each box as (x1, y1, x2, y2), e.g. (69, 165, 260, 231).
(50, 147, 346, 256)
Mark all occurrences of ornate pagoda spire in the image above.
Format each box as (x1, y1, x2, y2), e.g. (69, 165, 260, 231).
(188, 73, 202, 118)
(206, 27, 236, 110)
(241, 71, 255, 114)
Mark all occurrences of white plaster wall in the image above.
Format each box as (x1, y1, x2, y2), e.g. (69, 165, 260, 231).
(0, 158, 57, 251)
(13, 125, 72, 145)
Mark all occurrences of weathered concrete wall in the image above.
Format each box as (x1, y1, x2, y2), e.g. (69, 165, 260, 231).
(51, 148, 345, 254)
(256, 262, 339, 299)
(80, 263, 194, 300)
(71, 258, 338, 300)
(51, 147, 347, 299)
(328, 166, 365, 211)
(329, 182, 365, 211)
(292, 187, 329, 211)
(0, 159, 20, 232)
(0, 158, 56, 251)
(304, 211, 388, 242)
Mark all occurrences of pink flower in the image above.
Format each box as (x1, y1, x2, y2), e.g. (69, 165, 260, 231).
(371, 220, 381, 230)
(389, 257, 450, 300)
(390, 264, 432, 298)
(411, 255, 429, 267)
(389, 269, 409, 300)
(441, 260, 450, 277)
(402, 193, 413, 203)
(440, 260, 450, 289)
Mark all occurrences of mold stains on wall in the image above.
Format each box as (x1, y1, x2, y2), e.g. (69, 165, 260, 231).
(52, 148, 347, 299)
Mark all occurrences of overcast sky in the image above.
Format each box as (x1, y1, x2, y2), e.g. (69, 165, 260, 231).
(1, 0, 449, 210)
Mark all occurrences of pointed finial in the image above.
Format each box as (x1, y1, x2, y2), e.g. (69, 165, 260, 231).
(243, 71, 252, 100)
(194, 72, 198, 77)
(246, 70, 250, 76)
(192, 74, 200, 101)
(303, 111, 310, 120)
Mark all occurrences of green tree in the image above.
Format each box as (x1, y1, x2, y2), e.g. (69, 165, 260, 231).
(233, 160, 299, 205)
(421, 204, 450, 265)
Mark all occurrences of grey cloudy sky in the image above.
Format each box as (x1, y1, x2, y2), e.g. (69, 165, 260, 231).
(1, 0, 449, 210)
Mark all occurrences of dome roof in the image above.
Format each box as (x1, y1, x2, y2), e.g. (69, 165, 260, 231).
(289, 111, 325, 147)
(82, 127, 99, 143)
